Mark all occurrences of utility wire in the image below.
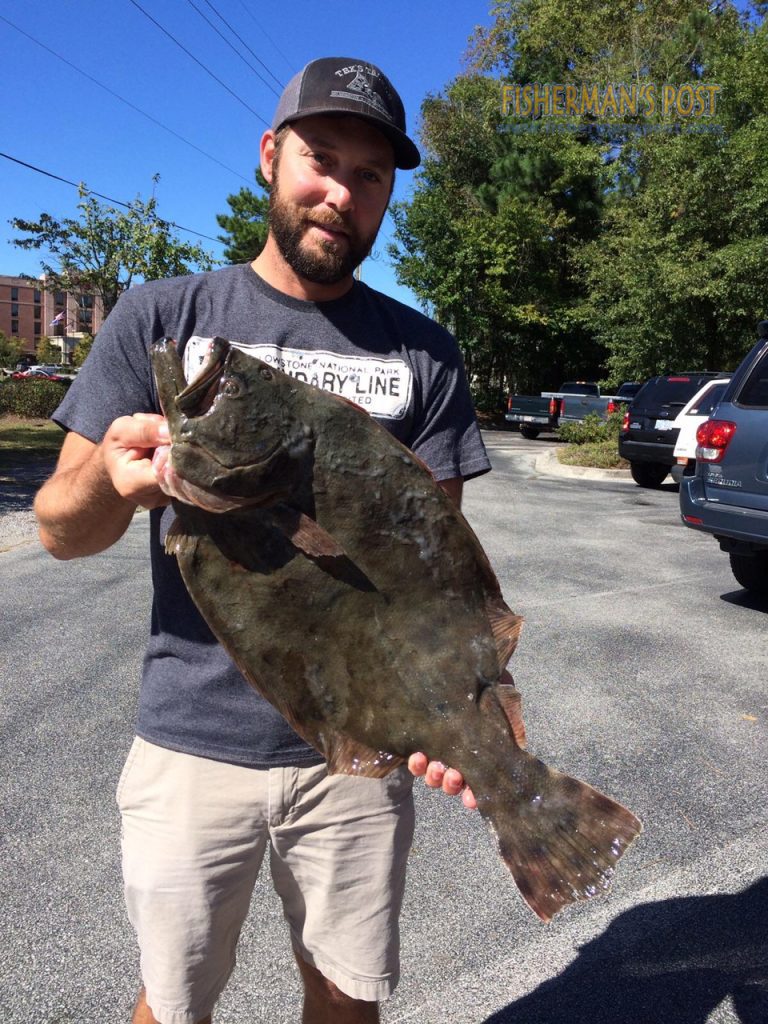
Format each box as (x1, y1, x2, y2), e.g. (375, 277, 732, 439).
(1, 152, 223, 245)
(0, 13, 254, 187)
(126, 0, 270, 127)
(185, 0, 281, 98)
(235, 0, 295, 74)
(199, 0, 284, 90)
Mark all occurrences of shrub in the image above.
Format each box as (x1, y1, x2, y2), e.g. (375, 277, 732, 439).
(557, 410, 624, 444)
(0, 380, 70, 418)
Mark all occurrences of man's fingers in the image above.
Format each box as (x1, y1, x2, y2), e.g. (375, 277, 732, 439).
(408, 754, 476, 809)
(109, 413, 169, 450)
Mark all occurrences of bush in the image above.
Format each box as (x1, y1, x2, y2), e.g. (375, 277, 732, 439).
(0, 380, 70, 418)
(557, 410, 624, 444)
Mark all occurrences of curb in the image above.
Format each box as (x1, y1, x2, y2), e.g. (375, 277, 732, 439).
(533, 448, 633, 482)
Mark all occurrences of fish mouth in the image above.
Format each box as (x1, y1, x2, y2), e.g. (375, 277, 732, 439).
(174, 341, 228, 420)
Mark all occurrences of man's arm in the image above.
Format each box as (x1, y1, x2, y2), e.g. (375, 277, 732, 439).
(35, 414, 170, 560)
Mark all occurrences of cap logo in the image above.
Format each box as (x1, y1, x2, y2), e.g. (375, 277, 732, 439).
(331, 65, 390, 120)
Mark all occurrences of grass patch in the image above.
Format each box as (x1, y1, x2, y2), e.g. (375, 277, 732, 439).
(558, 440, 629, 469)
(0, 415, 64, 462)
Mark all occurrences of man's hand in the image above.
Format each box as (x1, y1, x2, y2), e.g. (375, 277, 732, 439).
(408, 753, 477, 809)
(36, 414, 172, 559)
(102, 413, 171, 509)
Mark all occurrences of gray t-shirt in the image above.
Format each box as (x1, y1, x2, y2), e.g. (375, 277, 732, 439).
(55, 264, 491, 766)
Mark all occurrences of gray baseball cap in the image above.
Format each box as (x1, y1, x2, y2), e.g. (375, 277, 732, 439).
(272, 57, 421, 169)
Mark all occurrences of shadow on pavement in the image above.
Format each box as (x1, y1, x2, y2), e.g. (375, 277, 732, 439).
(720, 590, 768, 614)
(0, 457, 56, 513)
(484, 877, 768, 1024)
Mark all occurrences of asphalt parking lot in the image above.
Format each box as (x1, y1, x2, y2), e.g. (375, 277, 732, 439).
(1, 436, 766, 1023)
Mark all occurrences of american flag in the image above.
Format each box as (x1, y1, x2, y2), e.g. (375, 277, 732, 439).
(50, 312, 65, 326)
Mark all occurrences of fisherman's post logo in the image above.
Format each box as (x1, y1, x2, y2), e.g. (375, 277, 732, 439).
(500, 81, 723, 136)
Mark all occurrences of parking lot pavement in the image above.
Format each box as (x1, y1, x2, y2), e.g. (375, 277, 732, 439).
(2, 444, 766, 1023)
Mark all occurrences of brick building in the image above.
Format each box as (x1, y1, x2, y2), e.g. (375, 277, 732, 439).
(0, 274, 105, 362)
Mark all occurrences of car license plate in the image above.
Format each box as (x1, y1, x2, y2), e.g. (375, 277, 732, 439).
(654, 418, 676, 430)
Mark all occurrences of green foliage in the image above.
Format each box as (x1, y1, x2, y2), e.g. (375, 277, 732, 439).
(71, 334, 94, 367)
(216, 169, 270, 264)
(35, 337, 60, 364)
(11, 178, 215, 317)
(557, 410, 623, 444)
(0, 380, 71, 418)
(0, 331, 24, 369)
(391, 0, 762, 409)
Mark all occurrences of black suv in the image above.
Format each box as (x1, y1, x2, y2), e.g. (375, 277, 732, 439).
(619, 372, 728, 487)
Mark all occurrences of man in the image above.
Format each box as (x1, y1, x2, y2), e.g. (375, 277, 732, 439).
(35, 57, 491, 1024)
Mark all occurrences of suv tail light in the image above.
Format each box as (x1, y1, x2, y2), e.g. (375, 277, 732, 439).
(696, 419, 736, 462)
(548, 397, 558, 416)
(507, 396, 514, 412)
(606, 399, 617, 414)
(621, 410, 630, 432)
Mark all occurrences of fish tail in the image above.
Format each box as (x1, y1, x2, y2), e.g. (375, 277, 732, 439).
(481, 757, 642, 922)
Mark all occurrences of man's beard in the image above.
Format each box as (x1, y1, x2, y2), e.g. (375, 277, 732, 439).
(268, 173, 381, 285)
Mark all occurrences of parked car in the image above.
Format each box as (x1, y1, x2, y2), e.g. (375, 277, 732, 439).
(613, 381, 643, 403)
(680, 324, 768, 594)
(670, 377, 732, 483)
(619, 371, 728, 487)
(11, 367, 70, 382)
(505, 381, 624, 439)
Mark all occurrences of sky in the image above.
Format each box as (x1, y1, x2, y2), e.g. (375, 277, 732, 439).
(0, 1, 494, 311)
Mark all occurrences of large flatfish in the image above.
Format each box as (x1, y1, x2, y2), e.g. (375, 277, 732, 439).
(151, 336, 641, 921)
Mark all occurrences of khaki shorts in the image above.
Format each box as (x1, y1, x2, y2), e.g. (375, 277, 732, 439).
(117, 737, 415, 1024)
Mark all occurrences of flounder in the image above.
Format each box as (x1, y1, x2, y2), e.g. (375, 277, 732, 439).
(151, 336, 641, 922)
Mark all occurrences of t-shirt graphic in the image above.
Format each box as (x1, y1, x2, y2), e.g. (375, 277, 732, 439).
(183, 336, 413, 420)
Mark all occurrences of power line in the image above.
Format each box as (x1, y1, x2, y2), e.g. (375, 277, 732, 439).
(199, 0, 284, 90)
(184, 0, 281, 98)
(235, 0, 295, 74)
(1, 151, 223, 245)
(126, 0, 270, 127)
(0, 13, 254, 187)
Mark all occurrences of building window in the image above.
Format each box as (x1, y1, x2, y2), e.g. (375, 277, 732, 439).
(34, 304, 41, 318)
(34, 322, 41, 337)
(34, 289, 41, 302)
(11, 287, 18, 300)
(11, 303, 19, 316)
(54, 291, 66, 305)
(11, 320, 19, 334)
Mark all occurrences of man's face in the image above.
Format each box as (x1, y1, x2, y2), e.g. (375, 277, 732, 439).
(266, 115, 395, 286)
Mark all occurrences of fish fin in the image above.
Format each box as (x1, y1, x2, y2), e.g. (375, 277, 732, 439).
(268, 506, 347, 558)
(164, 517, 194, 557)
(480, 758, 642, 923)
(324, 734, 406, 779)
(486, 600, 524, 671)
(488, 670, 527, 749)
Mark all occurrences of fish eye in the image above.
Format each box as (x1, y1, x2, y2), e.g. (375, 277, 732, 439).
(220, 377, 241, 398)
(260, 368, 273, 381)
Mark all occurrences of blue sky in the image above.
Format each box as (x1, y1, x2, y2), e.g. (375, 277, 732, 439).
(0, 1, 493, 311)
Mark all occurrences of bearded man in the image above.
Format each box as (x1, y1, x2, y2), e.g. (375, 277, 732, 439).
(35, 57, 490, 1024)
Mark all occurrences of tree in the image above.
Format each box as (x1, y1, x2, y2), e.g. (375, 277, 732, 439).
(391, 0, 761, 400)
(216, 169, 270, 264)
(11, 179, 215, 318)
(71, 334, 94, 368)
(35, 337, 60, 364)
(0, 331, 23, 369)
